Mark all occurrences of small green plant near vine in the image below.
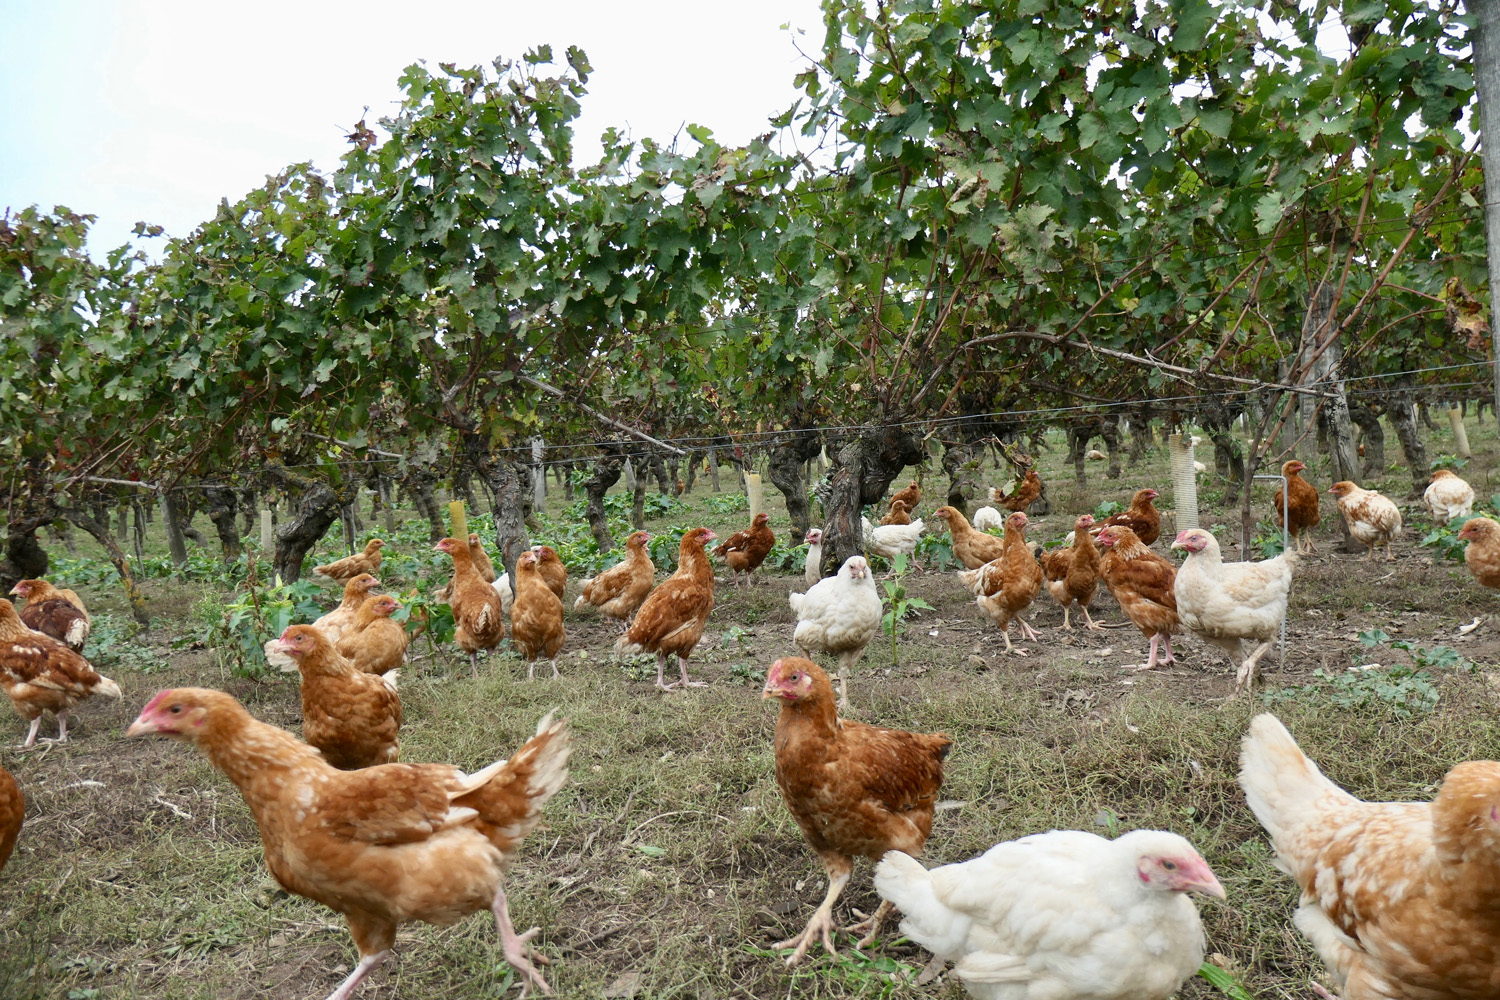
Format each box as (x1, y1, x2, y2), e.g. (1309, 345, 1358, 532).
(1419, 513, 1479, 562)
(880, 554, 933, 666)
(1094, 499, 1124, 518)
(86, 613, 165, 673)
(914, 532, 956, 571)
(1262, 629, 1474, 720)
(1430, 453, 1469, 472)
(701, 492, 749, 515)
(1251, 518, 1286, 558)
(1198, 961, 1254, 1000)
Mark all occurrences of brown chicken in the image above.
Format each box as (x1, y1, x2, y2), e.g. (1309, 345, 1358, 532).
(312, 574, 384, 642)
(762, 657, 951, 965)
(616, 527, 718, 690)
(1273, 460, 1320, 553)
(436, 536, 505, 677)
(0, 765, 21, 873)
(1040, 513, 1103, 630)
(511, 551, 566, 680)
(574, 530, 655, 628)
(314, 538, 386, 584)
(713, 512, 775, 586)
(530, 545, 567, 600)
(335, 595, 409, 676)
(934, 506, 1004, 569)
(0, 598, 121, 747)
(9, 579, 90, 623)
(9, 579, 91, 652)
(1458, 517, 1500, 590)
(468, 534, 498, 584)
(1092, 488, 1163, 546)
(276, 625, 401, 771)
(958, 512, 1043, 654)
(889, 480, 921, 513)
(990, 468, 1043, 513)
(1096, 525, 1179, 670)
(880, 499, 912, 526)
(128, 688, 571, 997)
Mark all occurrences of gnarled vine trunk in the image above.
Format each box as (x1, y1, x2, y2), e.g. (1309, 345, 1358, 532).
(767, 431, 822, 545)
(1388, 389, 1429, 497)
(204, 486, 242, 563)
(1349, 402, 1386, 480)
(266, 467, 355, 583)
(583, 447, 626, 553)
(483, 460, 530, 582)
(820, 427, 923, 575)
(60, 504, 151, 628)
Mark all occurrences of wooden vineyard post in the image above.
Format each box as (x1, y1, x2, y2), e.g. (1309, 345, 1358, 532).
(158, 488, 190, 566)
(260, 510, 273, 552)
(448, 500, 468, 539)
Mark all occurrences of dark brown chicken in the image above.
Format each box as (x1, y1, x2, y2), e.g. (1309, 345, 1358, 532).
(1092, 488, 1162, 547)
(888, 481, 921, 513)
(1273, 460, 1320, 554)
(762, 657, 951, 966)
(9, 579, 90, 651)
(1039, 513, 1103, 630)
(991, 469, 1043, 513)
(712, 512, 775, 587)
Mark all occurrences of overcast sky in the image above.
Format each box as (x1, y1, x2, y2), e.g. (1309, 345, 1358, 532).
(0, 1, 826, 256)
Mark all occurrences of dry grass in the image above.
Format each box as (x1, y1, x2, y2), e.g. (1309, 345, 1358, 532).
(5, 418, 1500, 998)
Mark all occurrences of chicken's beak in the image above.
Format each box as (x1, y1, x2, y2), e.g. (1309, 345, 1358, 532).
(1178, 859, 1227, 900)
(125, 715, 159, 737)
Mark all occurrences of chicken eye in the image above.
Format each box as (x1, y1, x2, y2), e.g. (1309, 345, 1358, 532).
(1162, 860, 1177, 871)
(792, 673, 802, 681)
(170, 705, 183, 714)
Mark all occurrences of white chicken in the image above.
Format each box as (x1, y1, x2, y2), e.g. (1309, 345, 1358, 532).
(491, 571, 513, 617)
(1327, 482, 1402, 560)
(1424, 469, 1475, 525)
(971, 506, 1005, 532)
(1170, 528, 1296, 690)
(861, 516, 925, 574)
(874, 829, 1224, 1000)
(803, 528, 824, 586)
(789, 555, 883, 709)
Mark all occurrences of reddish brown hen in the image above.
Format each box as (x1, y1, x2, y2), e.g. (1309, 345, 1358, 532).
(467, 534, 498, 584)
(880, 499, 912, 526)
(888, 480, 921, 513)
(712, 513, 775, 587)
(0, 765, 21, 873)
(128, 688, 570, 998)
(1039, 513, 1103, 630)
(1273, 460, 1320, 554)
(276, 625, 401, 771)
(763, 657, 951, 966)
(530, 545, 567, 600)
(335, 595, 408, 676)
(933, 506, 1004, 569)
(574, 530, 655, 628)
(9, 579, 90, 651)
(512, 551, 566, 680)
(436, 536, 505, 677)
(312, 574, 383, 643)
(0, 599, 120, 747)
(1097, 525, 1179, 670)
(991, 468, 1043, 513)
(314, 539, 386, 584)
(616, 527, 717, 690)
(958, 512, 1043, 654)
(1092, 488, 1162, 546)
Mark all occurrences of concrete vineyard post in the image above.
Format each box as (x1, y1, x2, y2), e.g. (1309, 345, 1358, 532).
(745, 472, 765, 521)
(260, 510, 273, 552)
(1448, 408, 1471, 457)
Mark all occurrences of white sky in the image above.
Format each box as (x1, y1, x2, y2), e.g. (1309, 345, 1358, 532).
(0, 1, 826, 257)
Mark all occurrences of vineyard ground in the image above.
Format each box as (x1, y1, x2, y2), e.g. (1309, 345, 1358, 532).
(4, 418, 1500, 999)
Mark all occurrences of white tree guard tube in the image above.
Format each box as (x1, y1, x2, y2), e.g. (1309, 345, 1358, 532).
(745, 472, 765, 521)
(1169, 433, 1198, 531)
(1448, 407, 1471, 457)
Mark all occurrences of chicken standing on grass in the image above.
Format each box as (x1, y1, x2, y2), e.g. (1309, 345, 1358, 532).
(277, 624, 402, 771)
(1171, 528, 1296, 691)
(575, 530, 655, 629)
(1096, 525, 1180, 671)
(713, 512, 776, 587)
(0, 598, 120, 747)
(874, 829, 1224, 1000)
(762, 658, 951, 966)
(790, 556, 883, 710)
(1039, 513, 1103, 630)
(616, 527, 718, 691)
(511, 550, 566, 680)
(960, 512, 1043, 654)
(1328, 481, 1402, 560)
(314, 539, 386, 584)
(531, 545, 567, 601)
(436, 536, 505, 677)
(1239, 713, 1500, 1000)
(128, 689, 570, 998)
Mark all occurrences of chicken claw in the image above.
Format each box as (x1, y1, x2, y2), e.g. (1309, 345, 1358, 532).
(774, 904, 838, 966)
(493, 891, 552, 996)
(845, 899, 894, 950)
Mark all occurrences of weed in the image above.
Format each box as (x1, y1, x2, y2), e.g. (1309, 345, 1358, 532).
(85, 613, 164, 673)
(701, 493, 750, 515)
(879, 555, 934, 666)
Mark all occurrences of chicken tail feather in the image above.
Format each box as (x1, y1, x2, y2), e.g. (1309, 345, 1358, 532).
(874, 851, 967, 959)
(1239, 714, 1351, 850)
(459, 713, 572, 848)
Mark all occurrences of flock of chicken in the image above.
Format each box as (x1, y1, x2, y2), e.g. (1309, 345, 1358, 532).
(0, 456, 1498, 999)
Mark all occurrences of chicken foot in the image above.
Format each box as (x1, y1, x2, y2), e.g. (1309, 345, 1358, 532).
(492, 884, 553, 996)
(1016, 619, 1042, 641)
(325, 950, 389, 1000)
(1234, 640, 1276, 692)
(655, 653, 706, 692)
(21, 716, 43, 749)
(526, 658, 561, 681)
(1123, 632, 1176, 672)
(846, 898, 895, 949)
(774, 865, 851, 966)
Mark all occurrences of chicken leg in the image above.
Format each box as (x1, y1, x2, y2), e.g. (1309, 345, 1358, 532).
(325, 950, 389, 1000)
(1124, 632, 1174, 671)
(846, 898, 895, 950)
(775, 855, 852, 966)
(21, 717, 42, 749)
(492, 883, 552, 996)
(1234, 639, 1276, 691)
(655, 653, 706, 692)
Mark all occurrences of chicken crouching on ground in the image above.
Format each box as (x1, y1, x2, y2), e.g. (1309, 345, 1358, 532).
(128, 688, 570, 998)
(574, 530, 654, 629)
(874, 828, 1223, 999)
(8, 579, 90, 651)
(1425, 468, 1475, 525)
